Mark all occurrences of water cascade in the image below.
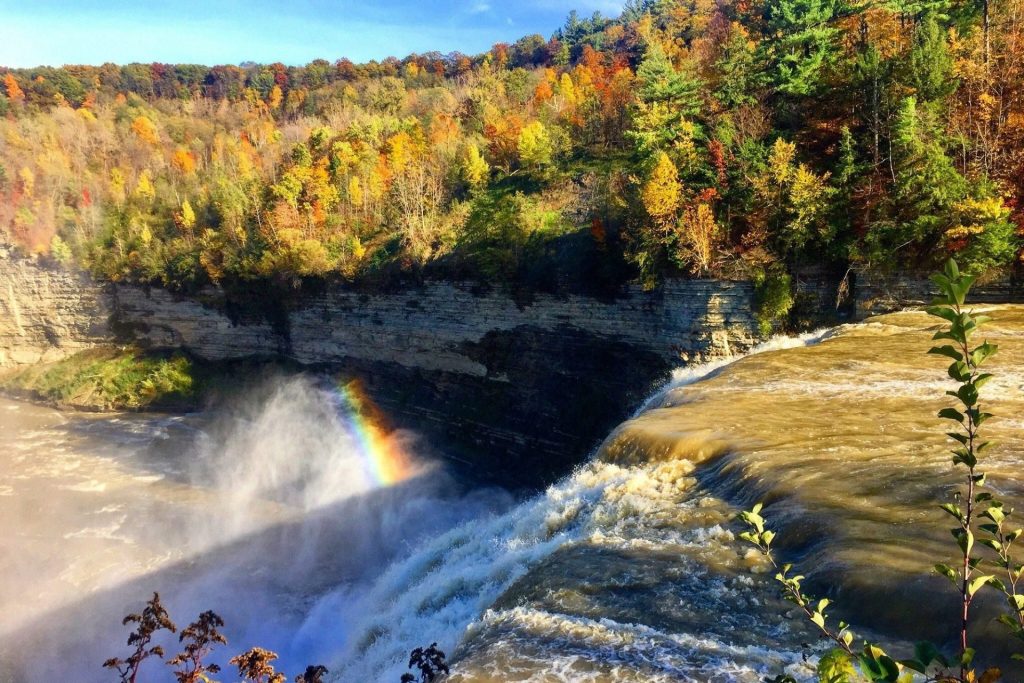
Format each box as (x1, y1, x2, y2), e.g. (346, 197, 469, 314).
(1, 306, 1022, 682)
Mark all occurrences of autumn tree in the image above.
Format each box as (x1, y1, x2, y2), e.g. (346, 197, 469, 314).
(676, 202, 721, 274)
(131, 115, 159, 145)
(517, 121, 554, 170)
(641, 151, 682, 230)
(3, 73, 24, 103)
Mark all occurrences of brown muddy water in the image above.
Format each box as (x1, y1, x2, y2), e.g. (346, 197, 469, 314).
(1, 306, 1022, 682)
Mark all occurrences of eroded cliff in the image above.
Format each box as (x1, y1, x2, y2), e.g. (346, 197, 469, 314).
(2, 248, 762, 485)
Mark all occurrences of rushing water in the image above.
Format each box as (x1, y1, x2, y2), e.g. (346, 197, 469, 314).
(1, 305, 1022, 682)
(0, 378, 513, 682)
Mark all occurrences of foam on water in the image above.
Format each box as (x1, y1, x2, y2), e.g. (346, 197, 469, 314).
(324, 332, 835, 682)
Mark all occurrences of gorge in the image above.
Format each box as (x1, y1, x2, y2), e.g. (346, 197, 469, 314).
(2, 248, 1023, 682)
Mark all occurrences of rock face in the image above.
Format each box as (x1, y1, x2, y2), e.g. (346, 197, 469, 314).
(854, 270, 1022, 316)
(112, 279, 758, 370)
(0, 247, 113, 366)
(1, 248, 761, 486)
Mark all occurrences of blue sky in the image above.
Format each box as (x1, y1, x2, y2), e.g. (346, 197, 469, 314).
(0, 0, 624, 68)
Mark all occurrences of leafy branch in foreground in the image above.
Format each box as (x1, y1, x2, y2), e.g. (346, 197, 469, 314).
(229, 646, 286, 683)
(105, 595, 328, 683)
(400, 643, 450, 683)
(736, 260, 1012, 683)
(103, 592, 177, 683)
(167, 610, 227, 683)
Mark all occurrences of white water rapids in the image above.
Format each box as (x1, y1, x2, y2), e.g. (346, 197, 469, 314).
(2, 305, 1022, 682)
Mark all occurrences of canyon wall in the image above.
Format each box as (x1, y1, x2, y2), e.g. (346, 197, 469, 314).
(1, 248, 760, 485)
(0, 245, 113, 366)
(855, 269, 1022, 316)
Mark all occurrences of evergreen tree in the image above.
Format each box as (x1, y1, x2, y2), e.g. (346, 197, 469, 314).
(907, 15, 957, 102)
(763, 0, 845, 96)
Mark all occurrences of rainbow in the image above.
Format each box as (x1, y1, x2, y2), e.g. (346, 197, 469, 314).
(333, 379, 415, 487)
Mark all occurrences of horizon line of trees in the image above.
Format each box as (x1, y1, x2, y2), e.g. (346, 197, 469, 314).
(1, 0, 1021, 297)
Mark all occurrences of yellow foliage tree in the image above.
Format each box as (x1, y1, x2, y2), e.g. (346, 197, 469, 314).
(178, 199, 196, 234)
(348, 175, 364, 207)
(676, 203, 720, 274)
(268, 85, 283, 110)
(459, 142, 490, 189)
(134, 169, 156, 201)
(518, 121, 553, 170)
(641, 152, 682, 229)
(109, 168, 127, 205)
(18, 166, 35, 197)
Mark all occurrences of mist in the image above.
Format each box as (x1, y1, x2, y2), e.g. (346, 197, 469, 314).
(0, 375, 513, 683)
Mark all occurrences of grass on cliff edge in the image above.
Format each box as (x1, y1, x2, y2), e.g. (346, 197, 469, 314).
(0, 347, 200, 411)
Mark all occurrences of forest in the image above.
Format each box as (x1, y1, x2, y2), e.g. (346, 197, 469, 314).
(0, 0, 1022, 297)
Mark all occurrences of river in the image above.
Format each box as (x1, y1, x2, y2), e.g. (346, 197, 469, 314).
(1, 305, 1022, 682)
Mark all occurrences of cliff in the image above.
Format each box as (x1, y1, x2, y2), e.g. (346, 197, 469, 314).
(0, 246, 113, 366)
(2, 248, 763, 486)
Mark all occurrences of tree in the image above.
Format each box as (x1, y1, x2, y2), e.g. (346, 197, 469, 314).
(908, 15, 956, 102)
(642, 152, 682, 229)
(675, 202, 721, 274)
(629, 42, 702, 156)
(103, 593, 177, 683)
(3, 73, 24, 103)
(131, 115, 159, 145)
(167, 610, 227, 683)
(763, 0, 844, 96)
(171, 148, 197, 175)
(458, 142, 490, 190)
(751, 138, 835, 256)
(517, 121, 553, 170)
(135, 169, 156, 202)
(884, 96, 968, 257)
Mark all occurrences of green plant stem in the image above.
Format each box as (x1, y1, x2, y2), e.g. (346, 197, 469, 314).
(952, 298, 976, 679)
(758, 542, 854, 656)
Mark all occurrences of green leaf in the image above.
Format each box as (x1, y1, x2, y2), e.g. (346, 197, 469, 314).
(926, 305, 959, 323)
(972, 343, 999, 367)
(955, 528, 974, 556)
(946, 432, 969, 445)
(945, 259, 961, 280)
(957, 383, 980, 407)
(948, 361, 972, 382)
(940, 503, 965, 521)
(929, 345, 963, 361)
(938, 407, 964, 423)
(983, 506, 1006, 524)
(968, 574, 995, 596)
(934, 563, 959, 585)
(987, 576, 1007, 593)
